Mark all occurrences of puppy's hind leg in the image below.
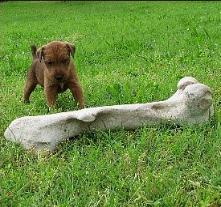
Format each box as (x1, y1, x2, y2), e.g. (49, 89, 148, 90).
(23, 70, 37, 103)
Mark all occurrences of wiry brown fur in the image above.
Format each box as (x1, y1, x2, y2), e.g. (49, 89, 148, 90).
(23, 41, 85, 108)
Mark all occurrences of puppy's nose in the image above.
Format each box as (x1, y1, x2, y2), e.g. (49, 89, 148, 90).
(55, 75, 64, 81)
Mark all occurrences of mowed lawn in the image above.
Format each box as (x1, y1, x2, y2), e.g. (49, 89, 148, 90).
(1, 1, 221, 206)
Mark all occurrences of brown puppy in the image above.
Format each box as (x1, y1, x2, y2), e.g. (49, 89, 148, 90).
(23, 41, 85, 108)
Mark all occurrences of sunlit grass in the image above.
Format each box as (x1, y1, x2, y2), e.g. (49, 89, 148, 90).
(0, 1, 221, 206)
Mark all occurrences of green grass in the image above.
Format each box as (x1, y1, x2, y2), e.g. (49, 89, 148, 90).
(1, 1, 221, 206)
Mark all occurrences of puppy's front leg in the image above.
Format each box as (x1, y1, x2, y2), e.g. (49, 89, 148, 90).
(44, 86, 58, 107)
(68, 79, 85, 109)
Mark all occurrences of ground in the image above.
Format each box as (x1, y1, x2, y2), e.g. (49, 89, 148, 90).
(0, 1, 221, 206)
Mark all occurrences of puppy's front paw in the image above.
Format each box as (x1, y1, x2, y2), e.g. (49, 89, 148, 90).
(79, 104, 85, 109)
(77, 102, 85, 109)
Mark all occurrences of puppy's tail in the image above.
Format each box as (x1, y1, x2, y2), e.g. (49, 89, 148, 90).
(31, 45, 37, 59)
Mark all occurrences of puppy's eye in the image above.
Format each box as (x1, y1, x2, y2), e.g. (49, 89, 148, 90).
(62, 59, 69, 65)
(46, 61, 53, 66)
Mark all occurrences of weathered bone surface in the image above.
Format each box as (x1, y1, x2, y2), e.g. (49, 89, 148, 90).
(4, 77, 214, 152)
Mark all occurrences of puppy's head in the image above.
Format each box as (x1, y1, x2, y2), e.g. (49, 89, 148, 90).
(37, 41, 75, 82)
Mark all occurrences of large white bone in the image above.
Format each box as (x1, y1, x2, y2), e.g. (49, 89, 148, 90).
(4, 77, 214, 152)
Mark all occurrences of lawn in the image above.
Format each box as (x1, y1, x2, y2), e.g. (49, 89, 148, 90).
(0, 1, 221, 206)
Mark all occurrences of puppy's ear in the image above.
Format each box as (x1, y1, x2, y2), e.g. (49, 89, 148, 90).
(36, 47, 45, 62)
(66, 43, 76, 58)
